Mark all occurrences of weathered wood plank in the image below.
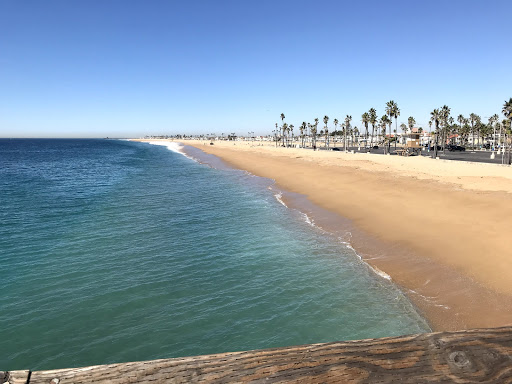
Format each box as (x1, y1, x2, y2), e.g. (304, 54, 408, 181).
(1, 370, 30, 384)
(24, 327, 512, 383)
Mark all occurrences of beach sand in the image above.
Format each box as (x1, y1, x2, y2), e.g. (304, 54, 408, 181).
(137, 139, 512, 331)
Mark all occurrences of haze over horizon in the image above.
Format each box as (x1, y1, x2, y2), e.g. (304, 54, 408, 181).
(1, 0, 511, 138)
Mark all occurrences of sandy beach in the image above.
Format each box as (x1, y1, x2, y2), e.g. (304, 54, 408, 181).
(139, 139, 512, 331)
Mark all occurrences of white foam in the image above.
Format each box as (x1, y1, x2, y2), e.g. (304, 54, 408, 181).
(274, 192, 288, 208)
(147, 141, 196, 161)
(302, 212, 315, 227)
(407, 289, 450, 310)
(370, 266, 392, 281)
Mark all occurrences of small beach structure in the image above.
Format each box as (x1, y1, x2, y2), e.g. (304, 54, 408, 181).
(396, 132, 422, 156)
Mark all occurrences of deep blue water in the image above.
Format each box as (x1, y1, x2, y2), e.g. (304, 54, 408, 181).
(0, 139, 429, 370)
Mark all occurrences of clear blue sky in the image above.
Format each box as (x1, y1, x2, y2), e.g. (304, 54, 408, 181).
(1, 0, 511, 138)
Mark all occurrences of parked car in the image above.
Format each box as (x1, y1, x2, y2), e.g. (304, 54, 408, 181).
(447, 144, 466, 151)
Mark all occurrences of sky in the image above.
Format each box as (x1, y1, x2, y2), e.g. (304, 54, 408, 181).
(1, 0, 511, 138)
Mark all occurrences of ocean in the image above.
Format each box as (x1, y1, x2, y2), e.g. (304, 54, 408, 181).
(0, 139, 430, 371)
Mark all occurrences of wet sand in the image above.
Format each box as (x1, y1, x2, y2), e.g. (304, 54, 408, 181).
(136, 139, 512, 331)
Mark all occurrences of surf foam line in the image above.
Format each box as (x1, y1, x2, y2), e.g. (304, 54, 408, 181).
(147, 141, 198, 162)
(273, 192, 288, 208)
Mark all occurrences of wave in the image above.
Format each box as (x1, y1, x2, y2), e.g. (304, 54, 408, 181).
(147, 141, 197, 162)
(407, 289, 450, 310)
(274, 192, 288, 208)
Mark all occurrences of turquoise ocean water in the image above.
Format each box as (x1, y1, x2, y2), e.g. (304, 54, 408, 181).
(0, 139, 430, 370)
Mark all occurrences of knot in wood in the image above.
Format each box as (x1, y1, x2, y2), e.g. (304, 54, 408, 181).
(449, 351, 471, 368)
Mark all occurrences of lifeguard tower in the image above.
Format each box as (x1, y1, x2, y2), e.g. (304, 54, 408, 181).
(396, 132, 422, 156)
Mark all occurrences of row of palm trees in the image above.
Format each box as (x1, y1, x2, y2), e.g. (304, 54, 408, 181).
(275, 98, 512, 156)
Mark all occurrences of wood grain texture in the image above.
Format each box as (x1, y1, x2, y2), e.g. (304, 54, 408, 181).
(1, 370, 30, 384)
(9, 327, 512, 383)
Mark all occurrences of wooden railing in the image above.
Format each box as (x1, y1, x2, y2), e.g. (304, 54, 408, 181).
(2, 326, 512, 383)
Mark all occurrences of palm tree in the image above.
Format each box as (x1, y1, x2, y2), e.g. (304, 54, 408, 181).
(407, 116, 416, 131)
(407, 116, 415, 145)
(289, 124, 294, 147)
(457, 114, 465, 145)
(469, 113, 481, 149)
(354, 127, 359, 144)
(440, 105, 451, 152)
(489, 114, 499, 151)
(502, 118, 512, 164)
(323, 115, 329, 148)
(503, 98, 512, 162)
(380, 115, 391, 151)
(369, 108, 377, 149)
(333, 118, 339, 148)
(282, 123, 288, 147)
(379, 116, 387, 143)
(361, 112, 370, 146)
(344, 115, 352, 151)
(400, 123, 407, 145)
(300, 122, 307, 148)
(280, 113, 286, 146)
(430, 109, 441, 157)
(313, 118, 319, 150)
(427, 120, 432, 149)
(385, 100, 399, 150)
(503, 98, 512, 121)
(393, 103, 400, 149)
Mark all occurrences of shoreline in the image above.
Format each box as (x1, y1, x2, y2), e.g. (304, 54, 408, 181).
(134, 139, 512, 331)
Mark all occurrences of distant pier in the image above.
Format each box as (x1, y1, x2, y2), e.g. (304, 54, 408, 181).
(2, 327, 512, 383)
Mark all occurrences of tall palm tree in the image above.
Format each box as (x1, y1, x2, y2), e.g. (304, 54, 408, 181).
(333, 118, 339, 148)
(354, 127, 359, 145)
(307, 122, 311, 147)
(407, 116, 416, 145)
(407, 116, 416, 131)
(313, 118, 319, 150)
(503, 98, 512, 162)
(300, 122, 307, 148)
(489, 114, 499, 151)
(392, 103, 400, 149)
(289, 124, 294, 147)
(361, 112, 370, 146)
(457, 114, 465, 145)
(440, 105, 451, 152)
(323, 115, 329, 148)
(380, 115, 391, 152)
(368, 108, 377, 149)
(282, 123, 288, 147)
(430, 109, 441, 157)
(344, 115, 352, 151)
(427, 120, 432, 149)
(469, 113, 481, 149)
(280, 113, 286, 147)
(385, 100, 399, 150)
(503, 98, 512, 121)
(400, 123, 407, 144)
